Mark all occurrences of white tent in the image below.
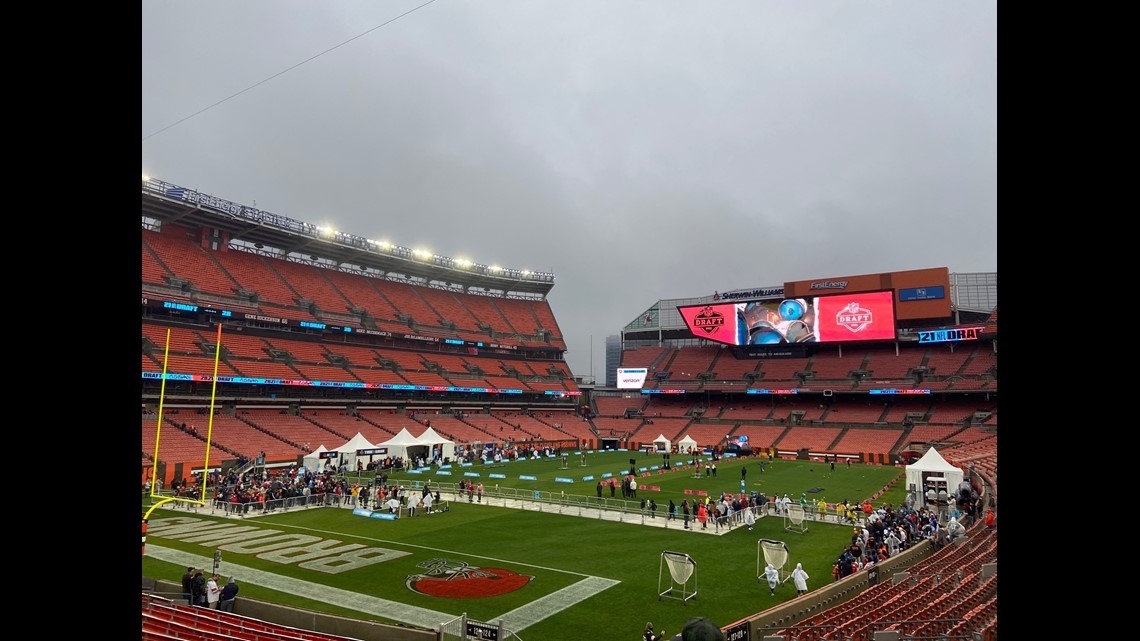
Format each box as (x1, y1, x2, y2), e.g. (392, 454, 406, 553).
(330, 432, 378, 469)
(905, 447, 964, 509)
(302, 444, 328, 471)
(652, 434, 671, 452)
(677, 435, 699, 453)
(377, 428, 428, 465)
(416, 426, 457, 460)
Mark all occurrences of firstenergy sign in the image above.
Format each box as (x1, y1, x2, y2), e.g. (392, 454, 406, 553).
(617, 368, 648, 389)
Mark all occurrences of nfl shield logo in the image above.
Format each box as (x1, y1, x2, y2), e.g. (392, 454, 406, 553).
(835, 302, 873, 333)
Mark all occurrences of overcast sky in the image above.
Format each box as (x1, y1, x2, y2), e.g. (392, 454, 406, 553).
(142, 1, 996, 382)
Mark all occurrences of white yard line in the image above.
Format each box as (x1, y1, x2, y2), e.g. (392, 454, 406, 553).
(496, 576, 620, 631)
(146, 542, 619, 633)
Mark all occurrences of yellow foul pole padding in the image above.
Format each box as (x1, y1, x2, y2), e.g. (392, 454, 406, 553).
(143, 324, 225, 555)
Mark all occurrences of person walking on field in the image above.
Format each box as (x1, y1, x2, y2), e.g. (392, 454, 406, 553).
(682, 499, 691, 529)
(763, 563, 780, 595)
(791, 563, 810, 595)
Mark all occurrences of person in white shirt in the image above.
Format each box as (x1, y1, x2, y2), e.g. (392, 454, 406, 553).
(206, 574, 221, 609)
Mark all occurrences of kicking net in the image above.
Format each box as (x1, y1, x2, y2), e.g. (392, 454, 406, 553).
(757, 539, 791, 584)
(784, 502, 809, 533)
(658, 550, 698, 602)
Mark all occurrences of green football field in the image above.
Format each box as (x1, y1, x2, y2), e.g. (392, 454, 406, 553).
(142, 451, 906, 640)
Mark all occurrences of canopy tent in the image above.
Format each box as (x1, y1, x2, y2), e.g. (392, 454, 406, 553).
(329, 432, 378, 470)
(302, 444, 329, 471)
(652, 434, 671, 452)
(377, 428, 429, 466)
(677, 435, 699, 453)
(905, 447, 964, 509)
(416, 426, 457, 461)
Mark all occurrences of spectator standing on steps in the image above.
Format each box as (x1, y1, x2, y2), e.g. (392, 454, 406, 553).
(206, 574, 221, 609)
(218, 577, 239, 612)
(190, 569, 207, 607)
(181, 566, 194, 605)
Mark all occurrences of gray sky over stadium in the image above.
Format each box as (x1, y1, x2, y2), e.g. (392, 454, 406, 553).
(142, 1, 996, 382)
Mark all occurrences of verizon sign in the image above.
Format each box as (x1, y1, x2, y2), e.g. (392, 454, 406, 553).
(617, 367, 648, 389)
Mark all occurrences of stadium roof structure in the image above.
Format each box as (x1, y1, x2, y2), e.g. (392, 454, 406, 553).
(141, 177, 556, 300)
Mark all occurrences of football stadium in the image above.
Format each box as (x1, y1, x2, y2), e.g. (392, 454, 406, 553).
(141, 178, 997, 640)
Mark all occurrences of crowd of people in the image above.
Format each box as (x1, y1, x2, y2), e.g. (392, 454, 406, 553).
(165, 463, 431, 516)
(180, 567, 239, 610)
(828, 498, 976, 581)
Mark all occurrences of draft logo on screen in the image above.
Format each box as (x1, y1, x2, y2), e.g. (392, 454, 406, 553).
(693, 306, 725, 334)
(836, 302, 874, 333)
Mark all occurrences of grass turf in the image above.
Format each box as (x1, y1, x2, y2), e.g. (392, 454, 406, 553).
(143, 452, 906, 640)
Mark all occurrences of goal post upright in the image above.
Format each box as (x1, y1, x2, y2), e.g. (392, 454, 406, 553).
(144, 324, 224, 555)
